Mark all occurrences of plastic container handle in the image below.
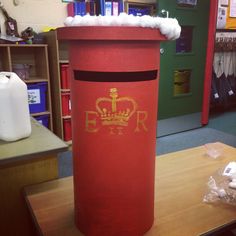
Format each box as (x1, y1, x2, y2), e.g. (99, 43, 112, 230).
(0, 72, 22, 84)
(0, 74, 9, 84)
(0, 71, 18, 78)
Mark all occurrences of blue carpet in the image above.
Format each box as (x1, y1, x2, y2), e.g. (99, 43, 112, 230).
(57, 127, 236, 178)
(58, 151, 73, 178)
(207, 109, 236, 136)
(156, 127, 236, 155)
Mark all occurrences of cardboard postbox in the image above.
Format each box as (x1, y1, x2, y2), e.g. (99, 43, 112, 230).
(57, 26, 167, 235)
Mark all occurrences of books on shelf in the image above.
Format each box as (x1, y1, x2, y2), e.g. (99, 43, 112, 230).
(99, 0, 125, 16)
(99, 0, 105, 15)
(112, 1, 119, 16)
(87, 1, 96, 15)
(67, 0, 96, 16)
(67, 0, 124, 16)
(105, 1, 112, 16)
(118, 0, 124, 13)
(75, 1, 86, 16)
(66, 0, 154, 17)
(104, 1, 123, 16)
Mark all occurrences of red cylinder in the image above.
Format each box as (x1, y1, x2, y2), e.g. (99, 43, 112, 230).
(57, 26, 167, 235)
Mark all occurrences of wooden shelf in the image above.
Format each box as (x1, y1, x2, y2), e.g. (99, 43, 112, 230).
(23, 77, 48, 83)
(59, 60, 69, 64)
(66, 140, 72, 146)
(61, 88, 70, 92)
(42, 31, 71, 142)
(31, 111, 51, 117)
(0, 44, 53, 131)
(62, 115, 71, 119)
(0, 44, 47, 48)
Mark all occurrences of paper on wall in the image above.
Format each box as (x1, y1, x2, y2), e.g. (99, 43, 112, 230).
(219, 0, 229, 6)
(217, 7, 227, 29)
(230, 0, 236, 17)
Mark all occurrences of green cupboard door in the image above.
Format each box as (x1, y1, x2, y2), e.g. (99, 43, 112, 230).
(157, 0, 210, 136)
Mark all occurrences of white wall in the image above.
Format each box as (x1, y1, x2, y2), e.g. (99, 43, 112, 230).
(0, 0, 67, 35)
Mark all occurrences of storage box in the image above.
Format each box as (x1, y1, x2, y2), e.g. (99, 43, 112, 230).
(13, 64, 30, 80)
(61, 92, 71, 116)
(60, 64, 71, 89)
(35, 114, 49, 128)
(63, 118, 72, 141)
(27, 82, 47, 113)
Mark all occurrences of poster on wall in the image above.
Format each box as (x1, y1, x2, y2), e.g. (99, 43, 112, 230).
(217, 7, 227, 29)
(230, 0, 236, 17)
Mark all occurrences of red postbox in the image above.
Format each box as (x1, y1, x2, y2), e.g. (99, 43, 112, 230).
(57, 26, 167, 235)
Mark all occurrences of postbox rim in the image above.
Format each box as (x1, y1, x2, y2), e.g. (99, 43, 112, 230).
(57, 26, 168, 41)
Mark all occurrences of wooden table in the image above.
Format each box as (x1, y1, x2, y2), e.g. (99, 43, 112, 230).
(0, 118, 68, 236)
(24, 143, 236, 236)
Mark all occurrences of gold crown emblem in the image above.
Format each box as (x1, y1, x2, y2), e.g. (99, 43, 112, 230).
(96, 88, 137, 126)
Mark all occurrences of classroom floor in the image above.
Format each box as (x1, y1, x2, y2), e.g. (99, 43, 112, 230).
(208, 107, 236, 136)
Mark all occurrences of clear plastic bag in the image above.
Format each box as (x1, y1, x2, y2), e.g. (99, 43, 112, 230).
(204, 142, 224, 159)
(203, 162, 236, 205)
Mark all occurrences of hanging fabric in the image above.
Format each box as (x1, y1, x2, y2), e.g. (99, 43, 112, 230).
(211, 32, 236, 109)
(231, 51, 236, 91)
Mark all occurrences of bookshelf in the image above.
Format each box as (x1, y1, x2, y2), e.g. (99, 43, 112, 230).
(42, 31, 72, 143)
(66, 0, 156, 16)
(0, 44, 53, 131)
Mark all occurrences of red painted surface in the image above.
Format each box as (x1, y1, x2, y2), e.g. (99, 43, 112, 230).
(202, 0, 218, 125)
(57, 26, 167, 235)
(57, 26, 167, 41)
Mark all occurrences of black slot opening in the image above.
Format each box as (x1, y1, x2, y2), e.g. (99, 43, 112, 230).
(74, 70, 158, 82)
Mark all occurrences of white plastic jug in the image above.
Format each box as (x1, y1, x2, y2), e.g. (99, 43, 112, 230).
(0, 72, 31, 142)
